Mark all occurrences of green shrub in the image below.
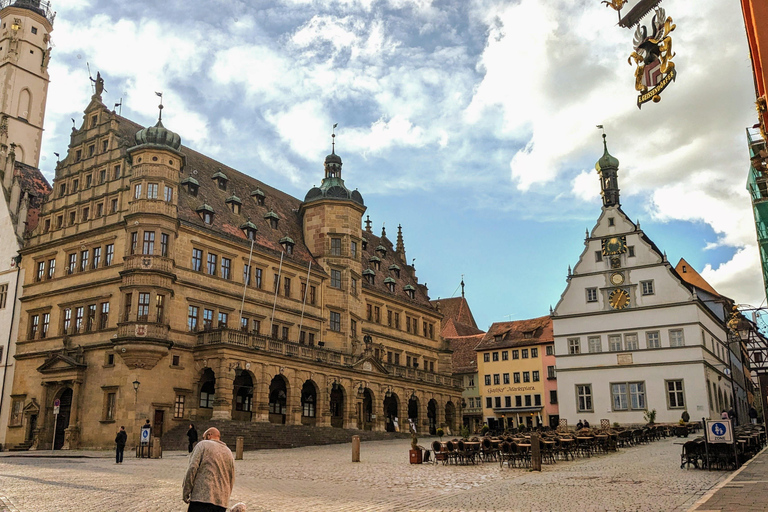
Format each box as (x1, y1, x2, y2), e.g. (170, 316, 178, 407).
(436, 427, 444, 439)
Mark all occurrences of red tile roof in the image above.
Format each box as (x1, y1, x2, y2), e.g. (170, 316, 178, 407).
(431, 296, 483, 337)
(475, 315, 553, 351)
(14, 162, 51, 234)
(674, 258, 721, 297)
(447, 333, 485, 374)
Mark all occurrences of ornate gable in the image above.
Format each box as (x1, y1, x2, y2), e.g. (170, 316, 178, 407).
(352, 356, 389, 375)
(36, 351, 87, 375)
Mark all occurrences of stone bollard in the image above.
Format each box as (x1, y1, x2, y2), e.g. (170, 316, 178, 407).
(530, 433, 541, 471)
(352, 435, 360, 462)
(151, 437, 162, 459)
(235, 436, 244, 460)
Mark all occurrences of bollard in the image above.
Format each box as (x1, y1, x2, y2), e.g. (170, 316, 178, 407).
(530, 433, 541, 471)
(235, 436, 244, 460)
(352, 435, 360, 462)
(151, 436, 162, 459)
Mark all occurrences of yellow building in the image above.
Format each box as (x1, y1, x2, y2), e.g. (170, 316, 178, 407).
(475, 316, 556, 430)
(5, 86, 461, 450)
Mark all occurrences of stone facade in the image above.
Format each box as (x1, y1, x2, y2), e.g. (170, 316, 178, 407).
(5, 93, 461, 450)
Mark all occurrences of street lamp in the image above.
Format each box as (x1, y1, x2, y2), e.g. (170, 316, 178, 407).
(132, 379, 140, 403)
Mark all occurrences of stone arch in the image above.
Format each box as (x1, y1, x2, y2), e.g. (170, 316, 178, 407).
(52, 387, 73, 450)
(198, 368, 216, 420)
(445, 401, 456, 433)
(407, 394, 419, 433)
(232, 370, 254, 421)
(300, 379, 318, 425)
(359, 387, 375, 431)
(383, 392, 400, 432)
(427, 399, 438, 435)
(17, 88, 31, 120)
(268, 374, 289, 424)
(329, 382, 345, 428)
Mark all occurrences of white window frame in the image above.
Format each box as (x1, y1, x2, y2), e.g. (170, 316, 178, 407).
(666, 379, 685, 409)
(576, 384, 593, 412)
(568, 338, 581, 354)
(608, 334, 622, 352)
(646, 331, 660, 349)
(624, 333, 639, 351)
(588, 336, 602, 353)
(586, 287, 598, 303)
(641, 280, 654, 295)
(669, 329, 685, 347)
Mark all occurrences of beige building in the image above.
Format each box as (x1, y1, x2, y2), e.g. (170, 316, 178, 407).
(6, 86, 461, 450)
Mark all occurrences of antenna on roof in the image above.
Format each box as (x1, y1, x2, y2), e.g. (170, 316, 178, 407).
(331, 123, 338, 154)
(155, 92, 164, 122)
(461, 274, 465, 298)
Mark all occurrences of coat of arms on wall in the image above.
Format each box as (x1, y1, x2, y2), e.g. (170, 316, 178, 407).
(628, 7, 676, 108)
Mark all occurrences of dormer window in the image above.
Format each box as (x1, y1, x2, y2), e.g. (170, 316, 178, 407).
(211, 169, 228, 191)
(376, 245, 387, 258)
(264, 210, 279, 229)
(523, 330, 535, 338)
(226, 195, 242, 214)
(494, 334, 502, 343)
(181, 176, 199, 196)
(384, 277, 396, 293)
(404, 284, 415, 300)
(280, 236, 295, 255)
(362, 239, 368, 251)
(363, 268, 375, 285)
(196, 203, 214, 225)
(251, 188, 265, 206)
(389, 264, 400, 278)
(240, 220, 258, 241)
(369, 256, 381, 271)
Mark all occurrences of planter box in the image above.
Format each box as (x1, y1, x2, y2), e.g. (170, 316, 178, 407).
(409, 449, 422, 464)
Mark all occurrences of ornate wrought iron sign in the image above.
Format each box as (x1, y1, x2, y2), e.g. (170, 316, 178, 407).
(628, 8, 676, 108)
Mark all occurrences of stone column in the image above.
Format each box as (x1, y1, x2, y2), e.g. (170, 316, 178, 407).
(286, 371, 302, 425)
(212, 361, 234, 420)
(317, 376, 331, 428)
(252, 367, 269, 423)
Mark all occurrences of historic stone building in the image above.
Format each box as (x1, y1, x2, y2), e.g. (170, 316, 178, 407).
(0, 0, 53, 449)
(5, 86, 461, 449)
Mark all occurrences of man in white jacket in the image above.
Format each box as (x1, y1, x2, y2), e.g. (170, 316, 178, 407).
(182, 427, 235, 512)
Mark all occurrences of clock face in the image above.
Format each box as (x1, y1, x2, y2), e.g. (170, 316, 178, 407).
(602, 236, 627, 256)
(610, 272, 625, 285)
(609, 289, 630, 310)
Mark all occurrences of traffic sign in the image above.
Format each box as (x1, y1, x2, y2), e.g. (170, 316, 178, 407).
(53, 398, 60, 415)
(706, 419, 733, 444)
(140, 425, 151, 445)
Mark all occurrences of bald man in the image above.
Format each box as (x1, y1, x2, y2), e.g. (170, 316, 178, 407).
(182, 427, 235, 512)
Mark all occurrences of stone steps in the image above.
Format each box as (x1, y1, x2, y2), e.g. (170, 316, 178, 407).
(162, 420, 411, 452)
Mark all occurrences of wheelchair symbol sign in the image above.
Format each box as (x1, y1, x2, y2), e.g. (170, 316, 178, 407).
(706, 420, 733, 444)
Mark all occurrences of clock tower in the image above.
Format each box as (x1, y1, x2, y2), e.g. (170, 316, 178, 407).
(595, 133, 620, 208)
(0, 0, 55, 167)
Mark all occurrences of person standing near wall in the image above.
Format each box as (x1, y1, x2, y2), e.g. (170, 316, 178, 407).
(115, 426, 127, 464)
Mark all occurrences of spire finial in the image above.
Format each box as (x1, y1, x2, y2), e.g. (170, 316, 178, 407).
(461, 274, 465, 298)
(396, 224, 406, 261)
(331, 123, 338, 154)
(155, 91, 164, 122)
(365, 215, 372, 233)
(381, 223, 386, 238)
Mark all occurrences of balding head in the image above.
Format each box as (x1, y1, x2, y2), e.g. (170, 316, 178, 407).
(202, 427, 221, 441)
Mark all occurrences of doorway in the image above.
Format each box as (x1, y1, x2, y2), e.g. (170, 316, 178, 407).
(153, 410, 165, 438)
(53, 388, 72, 450)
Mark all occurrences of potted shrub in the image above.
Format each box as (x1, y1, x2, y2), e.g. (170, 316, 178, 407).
(436, 427, 444, 441)
(481, 425, 489, 436)
(643, 409, 657, 425)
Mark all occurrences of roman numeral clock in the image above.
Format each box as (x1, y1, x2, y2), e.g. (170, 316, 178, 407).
(602, 236, 630, 310)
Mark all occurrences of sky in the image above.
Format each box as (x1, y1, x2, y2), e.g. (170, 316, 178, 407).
(37, 0, 764, 331)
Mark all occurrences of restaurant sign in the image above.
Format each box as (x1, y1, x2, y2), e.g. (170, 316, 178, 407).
(486, 385, 536, 394)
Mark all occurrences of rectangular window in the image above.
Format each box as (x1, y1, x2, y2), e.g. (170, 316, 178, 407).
(568, 338, 581, 354)
(283, 277, 291, 297)
(495, 397, 502, 408)
(254, 268, 262, 288)
(577, 384, 593, 412)
(484, 374, 491, 386)
(252, 319, 260, 334)
(588, 336, 602, 353)
(134, 183, 142, 199)
(99, 168, 106, 183)
(505, 396, 511, 408)
(524, 395, 532, 407)
(47, 259, 56, 279)
(161, 234, 169, 257)
(331, 269, 341, 288)
(522, 349, 529, 359)
(85, 174, 92, 188)
(137, 293, 150, 321)
(493, 374, 500, 385)
(164, 185, 173, 202)
(41, 312, 50, 338)
(483, 353, 490, 363)
(274, 274, 280, 293)
(641, 280, 654, 295)
(423, 321, 428, 337)
(486, 397, 492, 409)
(374, 306, 380, 323)
(0, 284, 7, 309)
(523, 371, 530, 383)
(80, 250, 89, 272)
(147, 183, 158, 199)
(309, 285, 316, 304)
(515, 396, 522, 407)
(667, 380, 685, 409)
(502, 350, 509, 361)
(62, 307, 71, 334)
(174, 395, 185, 419)
(82, 207, 89, 221)
(96, 203, 103, 217)
(221, 258, 231, 280)
(513, 372, 520, 383)
(143, 231, 155, 255)
(100, 302, 109, 330)
(546, 345, 554, 356)
(218, 312, 228, 328)
(92, 247, 101, 269)
(624, 333, 639, 351)
(351, 319, 357, 338)
(86, 304, 96, 332)
(534, 394, 542, 406)
(156, 295, 165, 323)
(243, 264, 251, 286)
(351, 278, 357, 295)
(75, 306, 84, 333)
(114, 165, 121, 179)
(330, 311, 341, 332)
(646, 331, 660, 349)
(669, 329, 685, 347)
(130, 232, 138, 255)
(550, 390, 558, 404)
(612, 381, 646, 410)
(29, 314, 39, 339)
(203, 309, 213, 330)
(512, 350, 519, 359)
(628, 245, 635, 257)
(351, 241, 357, 258)
(586, 288, 598, 302)
(282, 326, 289, 340)
(595, 251, 603, 262)
(124, 293, 132, 322)
(394, 312, 400, 329)
(492, 352, 499, 362)
(111, 198, 118, 213)
(608, 334, 622, 351)
(547, 365, 556, 379)
(105, 392, 116, 421)
(67, 253, 77, 274)
(532, 371, 540, 382)
(330, 237, 341, 256)
(531, 347, 538, 358)
(36, 260, 45, 281)
(105, 244, 114, 266)
(69, 211, 76, 225)
(207, 254, 217, 276)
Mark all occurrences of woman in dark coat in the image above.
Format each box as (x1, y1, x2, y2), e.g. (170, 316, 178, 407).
(186, 423, 198, 453)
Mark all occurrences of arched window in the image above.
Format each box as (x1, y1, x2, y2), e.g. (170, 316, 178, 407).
(301, 381, 316, 418)
(199, 369, 216, 409)
(17, 89, 31, 120)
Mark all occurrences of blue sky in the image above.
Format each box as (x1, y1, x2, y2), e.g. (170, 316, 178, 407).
(40, 0, 763, 330)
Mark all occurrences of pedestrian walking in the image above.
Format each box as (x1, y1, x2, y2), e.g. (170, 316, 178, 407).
(182, 427, 235, 512)
(115, 426, 127, 464)
(187, 423, 199, 453)
(728, 407, 737, 426)
(749, 406, 758, 424)
(721, 410, 729, 420)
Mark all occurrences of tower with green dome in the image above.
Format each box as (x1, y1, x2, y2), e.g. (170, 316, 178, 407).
(596, 133, 621, 208)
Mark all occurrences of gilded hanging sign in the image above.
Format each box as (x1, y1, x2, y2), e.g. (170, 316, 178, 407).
(628, 7, 676, 108)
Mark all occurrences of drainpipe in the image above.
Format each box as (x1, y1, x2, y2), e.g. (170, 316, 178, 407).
(0, 255, 22, 429)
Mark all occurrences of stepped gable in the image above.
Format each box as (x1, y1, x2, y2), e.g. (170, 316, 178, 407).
(447, 333, 484, 374)
(361, 230, 434, 308)
(475, 315, 553, 351)
(14, 161, 51, 233)
(112, 112, 321, 269)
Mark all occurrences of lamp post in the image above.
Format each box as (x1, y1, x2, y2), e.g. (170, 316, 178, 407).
(133, 379, 140, 404)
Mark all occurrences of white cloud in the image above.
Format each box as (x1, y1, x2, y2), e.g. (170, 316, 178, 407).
(701, 246, 765, 308)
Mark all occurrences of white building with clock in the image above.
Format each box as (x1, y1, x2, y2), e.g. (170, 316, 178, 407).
(552, 135, 742, 426)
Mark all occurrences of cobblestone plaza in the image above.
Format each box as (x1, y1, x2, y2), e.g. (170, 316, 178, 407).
(0, 437, 730, 512)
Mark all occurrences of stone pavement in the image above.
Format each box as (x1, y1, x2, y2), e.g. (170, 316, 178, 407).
(0, 437, 730, 511)
(688, 445, 768, 512)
